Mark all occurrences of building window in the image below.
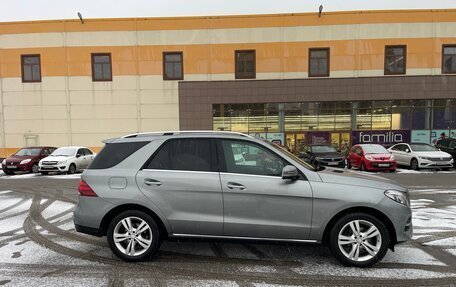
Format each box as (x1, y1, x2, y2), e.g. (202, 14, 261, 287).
(309, 48, 329, 77)
(163, 52, 183, 80)
(235, 50, 256, 79)
(442, 45, 456, 74)
(21, 55, 41, 83)
(91, 53, 112, 81)
(384, 45, 406, 75)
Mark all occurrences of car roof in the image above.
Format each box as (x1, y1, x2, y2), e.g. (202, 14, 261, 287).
(19, 146, 56, 149)
(106, 131, 254, 144)
(55, 146, 89, 149)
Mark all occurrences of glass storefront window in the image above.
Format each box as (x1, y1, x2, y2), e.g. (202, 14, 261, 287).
(432, 99, 452, 129)
(372, 101, 391, 130)
(213, 104, 231, 131)
(265, 103, 280, 133)
(318, 102, 335, 131)
(248, 103, 267, 132)
(354, 101, 372, 130)
(230, 104, 249, 133)
(335, 102, 351, 130)
(284, 103, 302, 131)
(302, 102, 319, 131)
(411, 100, 430, 130)
(391, 100, 412, 130)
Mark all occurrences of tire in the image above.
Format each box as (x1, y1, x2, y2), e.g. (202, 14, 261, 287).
(410, 158, 419, 171)
(68, 163, 76, 174)
(4, 171, 14, 175)
(441, 168, 450, 171)
(31, 164, 39, 173)
(40, 171, 49, 176)
(107, 210, 161, 262)
(346, 160, 351, 169)
(389, 169, 396, 173)
(329, 213, 390, 268)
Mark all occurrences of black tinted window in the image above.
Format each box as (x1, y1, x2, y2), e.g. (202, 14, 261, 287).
(88, 142, 149, 169)
(146, 139, 213, 172)
(84, 148, 93, 155)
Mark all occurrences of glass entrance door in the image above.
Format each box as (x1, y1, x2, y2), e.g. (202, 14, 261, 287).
(286, 133, 305, 154)
(330, 132, 351, 155)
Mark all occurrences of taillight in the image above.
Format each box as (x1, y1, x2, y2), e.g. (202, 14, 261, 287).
(78, 180, 97, 197)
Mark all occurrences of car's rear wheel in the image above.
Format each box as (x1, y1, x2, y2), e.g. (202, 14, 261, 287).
(68, 163, 76, 174)
(107, 210, 161, 262)
(411, 158, 419, 170)
(31, 164, 39, 173)
(329, 213, 390, 268)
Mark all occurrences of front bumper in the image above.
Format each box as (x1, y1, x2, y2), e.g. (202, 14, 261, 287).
(39, 163, 69, 173)
(316, 159, 346, 168)
(419, 159, 453, 169)
(2, 163, 33, 172)
(365, 161, 397, 171)
(378, 196, 413, 243)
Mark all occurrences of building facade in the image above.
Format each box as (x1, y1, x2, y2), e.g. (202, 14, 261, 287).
(0, 9, 455, 156)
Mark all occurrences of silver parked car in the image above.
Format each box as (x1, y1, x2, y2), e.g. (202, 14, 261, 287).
(74, 131, 412, 267)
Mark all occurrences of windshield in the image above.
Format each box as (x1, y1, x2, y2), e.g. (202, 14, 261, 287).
(312, 145, 337, 153)
(410, 143, 439, 152)
(267, 142, 317, 171)
(14, 148, 41, 156)
(51, 147, 76, 157)
(362, 145, 388, 154)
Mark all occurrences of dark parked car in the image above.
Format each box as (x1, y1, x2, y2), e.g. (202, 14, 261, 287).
(347, 144, 397, 172)
(436, 138, 456, 166)
(2, 146, 56, 175)
(299, 144, 345, 168)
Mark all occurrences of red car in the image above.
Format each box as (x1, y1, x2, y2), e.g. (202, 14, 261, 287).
(347, 144, 397, 172)
(2, 146, 56, 175)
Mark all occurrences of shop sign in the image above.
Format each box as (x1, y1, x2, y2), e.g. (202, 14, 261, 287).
(306, 132, 330, 144)
(411, 130, 431, 144)
(351, 130, 411, 145)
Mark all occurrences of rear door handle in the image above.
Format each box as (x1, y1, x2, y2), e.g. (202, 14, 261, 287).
(226, 182, 246, 190)
(144, 178, 162, 186)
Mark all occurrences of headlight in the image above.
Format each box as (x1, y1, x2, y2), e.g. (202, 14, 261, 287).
(385, 190, 410, 206)
(365, 155, 374, 160)
(20, 159, 31, 165)
(58, 160, 67, 164)
(1, 159, 5, 165)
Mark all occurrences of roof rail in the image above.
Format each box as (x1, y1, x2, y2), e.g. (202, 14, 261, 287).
(121, 131, 253, 138)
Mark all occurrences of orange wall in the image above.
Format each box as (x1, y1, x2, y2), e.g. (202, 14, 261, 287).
(1, 38, 456, 77)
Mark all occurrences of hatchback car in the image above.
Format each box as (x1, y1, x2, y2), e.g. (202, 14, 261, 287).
(1, 146, 56, 175)
(388, 142, 453, 170)
(347, 144, 397, 172)
(299, 144, 345, 168)
(39, 146, 96, 175)
(435, 138, 456, 167)
(74, 131, 412, 268)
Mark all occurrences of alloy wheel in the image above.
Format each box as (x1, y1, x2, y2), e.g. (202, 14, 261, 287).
(113, 216, 153, 257)
(337, 220, 382, 262)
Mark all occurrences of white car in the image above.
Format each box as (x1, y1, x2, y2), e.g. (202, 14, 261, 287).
(39, 146, 96, 175)
(388, 142, 453, 170)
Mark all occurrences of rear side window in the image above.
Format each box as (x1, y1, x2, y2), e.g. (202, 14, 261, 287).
(146, 138, 213, 172)
(88, 141, 149, 169)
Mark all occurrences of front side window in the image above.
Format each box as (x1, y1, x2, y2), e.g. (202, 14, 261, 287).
(92, 53, 112, 81)
(309, 48, 329, 77)
(443, 45, 456, 74)
(21, 55, 41, 82)
(221, 140, 286, 177)
(163, 52, 183, 80)
(384, 45, 406, 75)
(147, 139, 213, 172)
(235, 50, 256, 79)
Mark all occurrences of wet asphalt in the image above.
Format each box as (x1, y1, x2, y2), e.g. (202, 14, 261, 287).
(0, 172, 455, 287)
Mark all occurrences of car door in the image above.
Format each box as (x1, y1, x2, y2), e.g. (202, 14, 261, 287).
(390, 144, 405, 165)
(75, 148, 85, 170)
(218, 139, 313, 240)
(136, 138, 223, 236)
(351, 146, 363, 168)
(83, 148, 94, 168)
(402, 144, 413, 166)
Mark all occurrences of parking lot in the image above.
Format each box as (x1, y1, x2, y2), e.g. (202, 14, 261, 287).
(0, 170, 456, 287)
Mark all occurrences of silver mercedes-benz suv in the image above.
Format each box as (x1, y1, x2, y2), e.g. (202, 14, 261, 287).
(74, 131, 412, 267)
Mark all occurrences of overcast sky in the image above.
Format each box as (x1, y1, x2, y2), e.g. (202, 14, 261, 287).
(1, 0, 455, 22)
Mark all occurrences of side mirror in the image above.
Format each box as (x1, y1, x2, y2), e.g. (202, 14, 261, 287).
(282, 165, 299, 180)
(405, 149, 410, 153)
(76, 154, 81, 158)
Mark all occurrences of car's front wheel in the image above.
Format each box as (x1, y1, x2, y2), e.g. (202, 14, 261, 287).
(329, 213, 390, 268)
(410, 158, 419, 171)
(107, 210, 161, 262)
(68, 163, 76, 174)
(31, 164, 39, 173)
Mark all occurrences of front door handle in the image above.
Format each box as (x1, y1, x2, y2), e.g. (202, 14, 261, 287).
(144, 178, 162, 186)
(226, 182, 246, 190)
